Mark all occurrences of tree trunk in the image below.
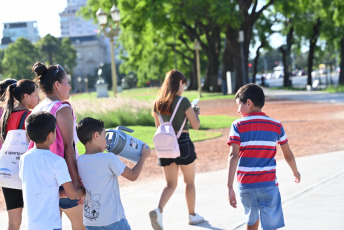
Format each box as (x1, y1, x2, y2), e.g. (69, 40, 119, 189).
(222, 30, 244, 92)
(253, 42, 265, 84)
(281, 26, 293, 87)
(339, 37, 344, 85)
(188, 55, 198, 90)
(203, 54, 220, 92)
(307, 18, 321, 86)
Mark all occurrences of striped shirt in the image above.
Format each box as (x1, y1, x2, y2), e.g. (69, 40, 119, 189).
(227, 112, 288, 188)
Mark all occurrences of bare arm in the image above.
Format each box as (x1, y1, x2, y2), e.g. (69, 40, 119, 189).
(153, 112, 160, 128)
(280, 143, 301, 183)
(121, 144, 151, 181)
(62, 181, 85, 200)
(227, 143, 240, 208)
(56, 107, 81, 188)
(185, 107, 200, 130)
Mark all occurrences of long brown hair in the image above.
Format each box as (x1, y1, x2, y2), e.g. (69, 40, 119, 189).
(0, 80, 37, 142)
(155, 70, 187, 115)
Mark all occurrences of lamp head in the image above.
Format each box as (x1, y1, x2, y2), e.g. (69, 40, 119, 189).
(110, 5, 121, 22)
(96, 8, 108, 26)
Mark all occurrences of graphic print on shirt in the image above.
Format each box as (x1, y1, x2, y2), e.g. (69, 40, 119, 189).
(84, 190, 101, 221)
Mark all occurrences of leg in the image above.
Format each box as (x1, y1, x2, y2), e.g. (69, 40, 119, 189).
(180, 161, 196, 215)
(158, 163, 179, 212)
(7, 208, 23, 230)
(62, 204, 86, 230)
(247, 219, 259, 230)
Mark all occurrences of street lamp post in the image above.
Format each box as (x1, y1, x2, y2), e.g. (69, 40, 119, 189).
(194, 39, 202, 98)
(84, 77, 88, 93)
(96, 5, 120, 96)
(77, 77, 82, 92)
(238, 30, 247, 85)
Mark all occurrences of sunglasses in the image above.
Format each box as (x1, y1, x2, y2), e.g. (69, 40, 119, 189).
(54, 64, 65, 76)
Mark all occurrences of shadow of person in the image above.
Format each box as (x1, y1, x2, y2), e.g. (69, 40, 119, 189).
(193, 220, 225, 230)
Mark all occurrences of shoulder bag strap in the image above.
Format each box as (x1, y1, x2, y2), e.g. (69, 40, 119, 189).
(170, 97, 184, 123)
(171, 97, 187, 139)
(50, 101, 72, 116)
(18, 110, 29, 129)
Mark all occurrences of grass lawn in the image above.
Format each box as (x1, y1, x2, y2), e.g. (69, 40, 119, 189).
(71, 87, 234, 102)
(76, 126, 223, 154)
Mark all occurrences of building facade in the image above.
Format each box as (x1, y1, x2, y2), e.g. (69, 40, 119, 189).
(59, 0, 119, 91)
(0, 21, 39, 49)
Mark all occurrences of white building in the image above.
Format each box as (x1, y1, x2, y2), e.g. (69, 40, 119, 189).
(0, 21, 39, 49)
(60, 0, 117, 90)
(60, 0, 98, 38)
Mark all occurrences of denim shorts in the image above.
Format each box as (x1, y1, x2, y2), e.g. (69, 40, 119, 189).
(59, 186, 79, 209)
(158, 133, 197, 167)
(85, 218, 131, 230)
(239, 185, 285, 230)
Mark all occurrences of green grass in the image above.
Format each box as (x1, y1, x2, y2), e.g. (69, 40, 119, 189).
(269, 86, 306, 91)
(76, 125, 222, 154)
(199, 115, 237, 130)
(74, 108, 155, 127)
(324, 85, 344, 93)
(70, 87, 234, 102)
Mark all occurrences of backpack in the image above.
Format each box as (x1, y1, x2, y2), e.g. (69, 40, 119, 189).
(0, 110, 29, 189)
(153, 97, 187, 158)
(28, 101, 73, 158)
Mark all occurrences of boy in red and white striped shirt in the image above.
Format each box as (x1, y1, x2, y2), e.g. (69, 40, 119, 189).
(227, 84, 301, 230)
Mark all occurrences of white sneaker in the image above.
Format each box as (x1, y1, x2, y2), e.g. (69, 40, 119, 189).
(189, 213, 205, 225)
(149, 208, 163, 230)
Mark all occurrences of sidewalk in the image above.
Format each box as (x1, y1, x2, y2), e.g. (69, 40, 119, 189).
(1, 151, 343, 229)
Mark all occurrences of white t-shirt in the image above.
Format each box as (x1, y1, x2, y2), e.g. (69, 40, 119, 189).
(19, 148, 72, 230)
(31, 98, 79, 156)
(77, 152, 126, 226)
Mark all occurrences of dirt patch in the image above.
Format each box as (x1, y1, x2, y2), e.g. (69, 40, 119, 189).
(1, 97, 344, 212)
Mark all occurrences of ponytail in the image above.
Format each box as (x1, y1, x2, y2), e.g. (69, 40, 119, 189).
(0, 80, 37, 142)
(0, 83, 17, 142)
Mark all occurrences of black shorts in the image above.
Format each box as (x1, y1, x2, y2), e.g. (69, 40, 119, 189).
(159, 133, 197, 167)
(2, 187, 23, 210)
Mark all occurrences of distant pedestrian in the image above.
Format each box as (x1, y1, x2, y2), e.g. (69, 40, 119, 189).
(227, 83, 301, 230)
(149, 70, 204, 230)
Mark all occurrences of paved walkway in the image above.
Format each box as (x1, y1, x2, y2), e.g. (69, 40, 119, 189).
(264, 88, 344, 104)
(1, 151, 343, 230)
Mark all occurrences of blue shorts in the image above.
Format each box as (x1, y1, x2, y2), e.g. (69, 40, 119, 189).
(85, 218, 131, 230)
(59, 186, 79, 209)
(239, 185, 285, 230)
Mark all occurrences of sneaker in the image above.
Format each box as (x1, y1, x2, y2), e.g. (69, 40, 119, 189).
(189, 213, 205, 225)
(149, 208, 163, 230)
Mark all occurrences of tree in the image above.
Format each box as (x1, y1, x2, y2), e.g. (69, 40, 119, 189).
(222, 0, 274, 92)
(56, 38, 77, 75)
(1, 38, 39, 79)
(36, 34, 60, 65)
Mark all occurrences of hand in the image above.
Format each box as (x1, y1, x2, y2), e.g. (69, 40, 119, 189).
(141, 144, 151, 159)
(294, 171, 301, 183)
(77, 196, 85, 205)
(228, 187, 237, 208)
(192, 105, 200, 115)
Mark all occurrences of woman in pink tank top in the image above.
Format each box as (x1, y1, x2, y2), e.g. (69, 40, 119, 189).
(31, 62, 85, 230)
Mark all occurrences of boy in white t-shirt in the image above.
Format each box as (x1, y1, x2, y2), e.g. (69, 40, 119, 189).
(76, 117, 151, 230)
(19, 111, 85, 230)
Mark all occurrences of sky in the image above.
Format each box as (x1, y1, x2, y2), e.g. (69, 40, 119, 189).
(0, 0, 67, 38)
